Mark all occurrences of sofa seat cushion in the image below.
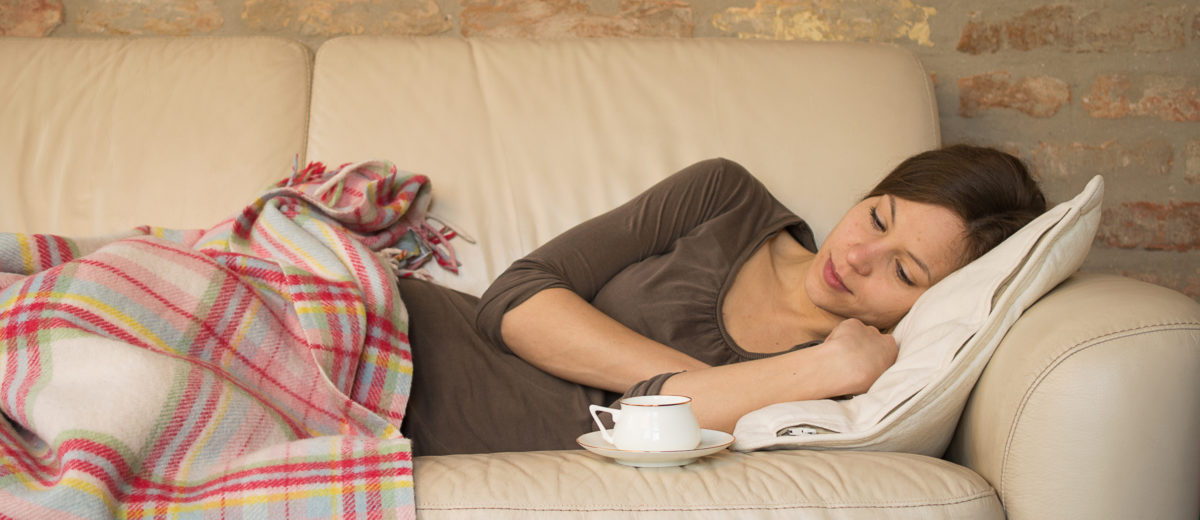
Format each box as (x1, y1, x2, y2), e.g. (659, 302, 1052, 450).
(413, 450, 1002, 519)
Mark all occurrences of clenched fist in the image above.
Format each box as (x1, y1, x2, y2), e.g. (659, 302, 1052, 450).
(820, 318, 899, 395)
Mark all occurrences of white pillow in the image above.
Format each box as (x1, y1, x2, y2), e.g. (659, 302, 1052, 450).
(733, 175, 1105, 455)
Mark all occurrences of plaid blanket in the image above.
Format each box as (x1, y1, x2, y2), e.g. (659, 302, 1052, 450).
(0, 160, 455, 519)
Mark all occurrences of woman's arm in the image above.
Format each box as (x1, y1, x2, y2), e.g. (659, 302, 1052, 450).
(503, 286, 898, 434)
(477, 159, 771, 383)
(500, 288, 711, 393)
(662, 318, 898, 433)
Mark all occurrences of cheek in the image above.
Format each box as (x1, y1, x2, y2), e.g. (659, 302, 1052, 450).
(832, 221, 866, 246)
(868, 285, 923, 323)
(894, 289, 927, 317)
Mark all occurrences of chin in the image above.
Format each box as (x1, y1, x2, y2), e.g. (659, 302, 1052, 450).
(805, 276, 840, 314)
(867, 314, 904, 331)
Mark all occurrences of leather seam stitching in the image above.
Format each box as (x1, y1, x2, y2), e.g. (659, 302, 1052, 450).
(419, 489, 997, 511)
(998, 320, 1200, 507)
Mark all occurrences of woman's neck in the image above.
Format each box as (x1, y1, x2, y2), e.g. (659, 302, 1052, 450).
(767, 233, 844, 340)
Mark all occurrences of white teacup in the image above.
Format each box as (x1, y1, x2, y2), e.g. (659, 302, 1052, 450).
(588, 395, 702, 451)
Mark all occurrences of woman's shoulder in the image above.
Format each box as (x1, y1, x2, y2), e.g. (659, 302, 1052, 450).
(657, 158, 775, 205)
(671, 157, 757, 184)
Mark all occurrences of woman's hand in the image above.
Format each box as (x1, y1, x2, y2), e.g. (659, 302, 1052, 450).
(661, 320, 897, 433)
(503, 291, 897, 433)
(818, 318, 899, 395)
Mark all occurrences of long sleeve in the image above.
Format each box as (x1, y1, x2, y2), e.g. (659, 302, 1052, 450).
(474, 158, 790, 353)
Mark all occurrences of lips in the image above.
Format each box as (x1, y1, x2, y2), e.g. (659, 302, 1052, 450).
(823, 258, 850, 293)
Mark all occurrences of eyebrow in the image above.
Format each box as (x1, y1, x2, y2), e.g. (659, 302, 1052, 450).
(886, 195, 933, 284)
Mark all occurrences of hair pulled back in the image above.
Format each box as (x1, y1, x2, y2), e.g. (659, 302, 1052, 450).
(866, 144, 1047, 264)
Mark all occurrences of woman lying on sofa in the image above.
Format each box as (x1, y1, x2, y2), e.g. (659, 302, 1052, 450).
(396, 145, 1046, 457)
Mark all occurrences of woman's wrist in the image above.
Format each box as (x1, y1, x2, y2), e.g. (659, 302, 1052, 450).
(796, 343, 871, 399)
(808, 336, 895, 397)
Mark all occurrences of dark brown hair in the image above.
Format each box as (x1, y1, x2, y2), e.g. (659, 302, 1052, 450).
(866, 144, 1047, 265)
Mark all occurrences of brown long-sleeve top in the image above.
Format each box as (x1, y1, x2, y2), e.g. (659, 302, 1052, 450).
(397, 158, 818, 456)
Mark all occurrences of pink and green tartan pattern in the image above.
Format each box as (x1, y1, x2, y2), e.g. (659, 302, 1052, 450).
(0, 160, 451, 519)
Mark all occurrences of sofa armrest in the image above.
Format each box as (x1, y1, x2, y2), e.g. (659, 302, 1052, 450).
(947, 273, 1200, 519)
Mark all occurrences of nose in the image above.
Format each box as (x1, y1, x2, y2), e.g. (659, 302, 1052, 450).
(846, 240, 881, 276)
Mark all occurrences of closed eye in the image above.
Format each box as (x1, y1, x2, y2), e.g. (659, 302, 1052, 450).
(875, 203, 916, 286)
(895, 261, 915, 286)
(869, 206, 885, 231)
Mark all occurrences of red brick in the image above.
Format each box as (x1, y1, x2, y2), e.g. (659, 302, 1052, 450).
(711, 0, 935, 45)
(0, 0, 62, 36)
(1081, 74, 1132, 118)
(958, 5, 1191, 54)
(76, 0, 222, 35)
(1136, 75, 1200, 122)
(958, 71, 1070, 118)
(1076, 7, 1191, 53)
(1098, 201, 1200, 252)
(462, 0, 691, 37)
(957, 16, 1003, 54)
(1030, 139, 1173, 180)
(1084, 74, 1200, 122)
(1003, 5, 1075, 52)
(243, 0, 451, 36)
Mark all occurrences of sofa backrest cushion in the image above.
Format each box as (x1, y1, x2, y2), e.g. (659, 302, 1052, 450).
(0, 37, 312, 236)
(305, 37, 940, 296)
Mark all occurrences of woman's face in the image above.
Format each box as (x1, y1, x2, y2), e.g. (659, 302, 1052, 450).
(805, 195, 968, 329)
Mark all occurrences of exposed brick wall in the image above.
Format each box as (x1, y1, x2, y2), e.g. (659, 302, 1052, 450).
(958, 71, 1070, 118)
(4, 0, 1199, 300)
(243, 0, 452, 37)
(957, 5, 1194, 54)
(1, 0, 62, 36)
(711, 0, 935, 45)
(460, 0, 693, 37)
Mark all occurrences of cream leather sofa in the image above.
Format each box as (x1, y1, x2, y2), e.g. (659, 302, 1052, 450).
(3, 36, 1198, 520)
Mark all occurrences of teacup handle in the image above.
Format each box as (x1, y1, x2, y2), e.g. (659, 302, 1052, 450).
(588, 404, 621, 445)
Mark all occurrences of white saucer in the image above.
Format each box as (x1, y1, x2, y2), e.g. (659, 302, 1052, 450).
(576, 429, 735, 467)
